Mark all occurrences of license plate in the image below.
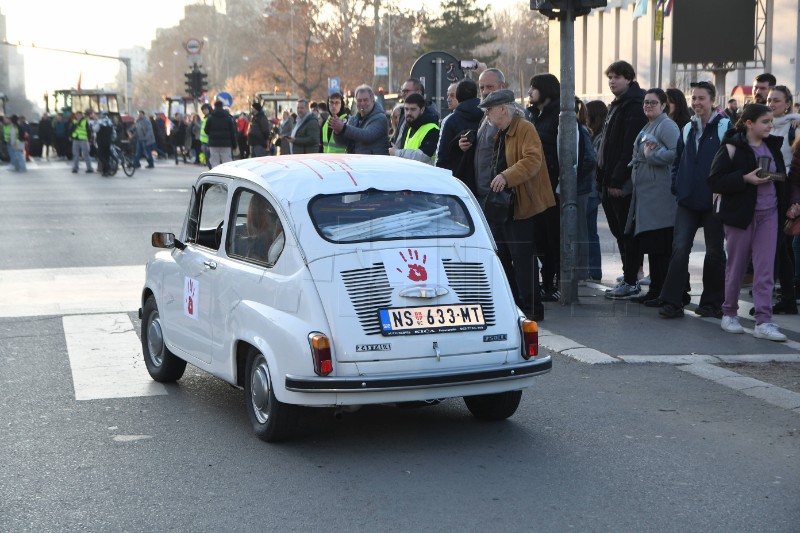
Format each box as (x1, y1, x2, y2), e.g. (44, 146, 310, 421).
(378, 304, 486, 336)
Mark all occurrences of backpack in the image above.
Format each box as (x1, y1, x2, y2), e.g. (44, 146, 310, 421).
(682, 116, 730, 147)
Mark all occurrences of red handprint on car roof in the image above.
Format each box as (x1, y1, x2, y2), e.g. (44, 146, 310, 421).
(397, 248, 428, 282)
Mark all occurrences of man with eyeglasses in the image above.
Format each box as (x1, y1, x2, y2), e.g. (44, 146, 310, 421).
(658, 80, 732, 319)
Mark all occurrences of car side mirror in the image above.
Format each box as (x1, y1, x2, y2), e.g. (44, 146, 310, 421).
(151, 232, 185, 250)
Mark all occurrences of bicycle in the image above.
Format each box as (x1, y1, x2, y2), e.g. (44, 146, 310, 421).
(108, 143, 136, 177)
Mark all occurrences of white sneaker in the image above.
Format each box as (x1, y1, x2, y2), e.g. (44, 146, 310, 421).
(721, 315, 744, 334)
(753, 322, 787, 342)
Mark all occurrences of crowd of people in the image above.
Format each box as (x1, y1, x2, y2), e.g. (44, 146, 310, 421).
(4, 64, 800, 341)
(589, 66, 800, 342)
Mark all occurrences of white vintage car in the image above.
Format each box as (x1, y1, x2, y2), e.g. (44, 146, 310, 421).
(140, 154, 551, 441)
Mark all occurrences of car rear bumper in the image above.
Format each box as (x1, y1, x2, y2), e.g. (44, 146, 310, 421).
(284, 356, 551, 393)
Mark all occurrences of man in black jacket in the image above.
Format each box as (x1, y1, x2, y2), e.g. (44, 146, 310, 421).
(248, 102, 271, 157)
(436, 78, 482, 173)
(204, 100, 236, 166)
(528, 73, 562, 301)
(597, 60, 648, 299)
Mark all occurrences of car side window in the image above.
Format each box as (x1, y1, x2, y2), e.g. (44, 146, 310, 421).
(227, 189, 285, 265)
(191, 183, 228, 250)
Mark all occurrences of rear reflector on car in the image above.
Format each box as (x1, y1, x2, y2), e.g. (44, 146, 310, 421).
(308, 333, 333, 376)
(521, 320, 538, 359)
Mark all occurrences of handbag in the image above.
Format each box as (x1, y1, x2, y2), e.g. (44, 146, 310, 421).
(482, 189, 515, 225)
(784, 217, 800, 236)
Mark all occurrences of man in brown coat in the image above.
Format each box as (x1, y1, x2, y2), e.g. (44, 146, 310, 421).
(478, 88, 555, 320)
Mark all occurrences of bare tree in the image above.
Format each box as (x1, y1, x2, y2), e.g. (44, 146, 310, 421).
(486, 1, 549, 96)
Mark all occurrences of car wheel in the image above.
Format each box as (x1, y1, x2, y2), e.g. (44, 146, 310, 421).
(244, 348, 296, 442)
(463, 390, 522, 421)
(141, 295, 187, 382)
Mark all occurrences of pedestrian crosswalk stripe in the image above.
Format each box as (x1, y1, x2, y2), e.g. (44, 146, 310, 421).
(0, 265, 142, 318)
(63, 313, 167, 400)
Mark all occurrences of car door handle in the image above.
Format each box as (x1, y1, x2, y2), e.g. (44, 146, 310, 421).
(203, 260, 218, 270)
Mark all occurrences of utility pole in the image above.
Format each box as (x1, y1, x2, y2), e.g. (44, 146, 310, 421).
(531, 0, 607, 305)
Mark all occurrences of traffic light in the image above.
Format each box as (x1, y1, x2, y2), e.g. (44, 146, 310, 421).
(185, 70, 194, 96)
(197, 70, 208, 96)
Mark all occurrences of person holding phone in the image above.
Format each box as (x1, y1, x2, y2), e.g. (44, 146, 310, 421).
(625, 89, 680, 305)
(709, 104, 793, 341)
(435, 78, 482, 174)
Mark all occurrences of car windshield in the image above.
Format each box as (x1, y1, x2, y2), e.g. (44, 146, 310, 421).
(309, 189, 473, 243)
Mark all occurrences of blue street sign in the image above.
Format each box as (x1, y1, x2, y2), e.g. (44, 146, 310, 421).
(216, 91, 233, 108)
(328, 77, 341, 95)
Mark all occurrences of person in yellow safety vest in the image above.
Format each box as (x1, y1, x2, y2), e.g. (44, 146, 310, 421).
(389, 92, 439, 165)
(199, 103, 211, 167)
(321, 92, 350, 154)
(69, 110, 94, 173)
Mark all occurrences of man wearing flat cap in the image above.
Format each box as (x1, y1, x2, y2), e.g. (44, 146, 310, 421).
(477, 88, 555, 321)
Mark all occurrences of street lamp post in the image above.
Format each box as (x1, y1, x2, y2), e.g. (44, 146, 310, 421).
(388, 9, 392, 93)
(172, 50, 179, 94)
(290, 4, 295, 95)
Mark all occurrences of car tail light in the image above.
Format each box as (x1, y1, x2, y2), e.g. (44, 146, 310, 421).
(520, 320, 538, 360)
(308, 333, 333, 376)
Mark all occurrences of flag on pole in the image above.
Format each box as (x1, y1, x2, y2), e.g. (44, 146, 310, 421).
(633, 0, 647, 19)
(77, 72, 82, 90)
(657, 0, 673, 16)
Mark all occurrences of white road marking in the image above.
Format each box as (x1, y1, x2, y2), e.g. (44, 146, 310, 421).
(63, 313, 167, 400)
(112, 435, 153, 442)
(0, 265, 143, 318)
(678, 364, 800, 412)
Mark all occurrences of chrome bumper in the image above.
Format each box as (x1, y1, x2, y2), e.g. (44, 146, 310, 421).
(285, 356, 551, 393)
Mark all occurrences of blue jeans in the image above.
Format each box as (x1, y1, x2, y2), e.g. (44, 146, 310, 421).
(71, 139, 93, 171)
(134, 140, 154, 167)
(9, 147, 26, 171)
(659, 205, 726, 308)
(586, 191, 602, 279)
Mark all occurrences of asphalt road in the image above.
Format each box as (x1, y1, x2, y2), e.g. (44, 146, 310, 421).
(0, 158, 798, 532)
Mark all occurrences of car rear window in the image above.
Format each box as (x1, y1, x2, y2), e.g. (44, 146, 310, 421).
(308, 189, 474, 243)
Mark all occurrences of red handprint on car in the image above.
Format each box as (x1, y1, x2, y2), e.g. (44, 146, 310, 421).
(397, 248, 428, 282)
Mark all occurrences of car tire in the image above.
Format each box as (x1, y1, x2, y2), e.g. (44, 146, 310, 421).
(463, 390, 522, 421)
(244, 348, 296, 442)
(141, 295, 187, 382)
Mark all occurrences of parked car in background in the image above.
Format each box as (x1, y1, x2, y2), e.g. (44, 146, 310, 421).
(141, 154, 550, 441)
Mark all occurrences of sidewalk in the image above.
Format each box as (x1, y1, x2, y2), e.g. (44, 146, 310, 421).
(537, 226, 800, 413)
(539, 281, 800, 361)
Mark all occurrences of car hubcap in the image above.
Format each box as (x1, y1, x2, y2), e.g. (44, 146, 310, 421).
(251, 356, 271, 424)
(147, 315, 164, 367)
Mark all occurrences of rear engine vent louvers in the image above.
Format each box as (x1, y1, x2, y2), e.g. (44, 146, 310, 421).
(442, 261, 496, 326)
(341, 264, 393, 335)
(341, 261, 496, 335)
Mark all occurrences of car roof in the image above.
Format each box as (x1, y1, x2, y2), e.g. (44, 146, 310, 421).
(203, 154, 469, 202)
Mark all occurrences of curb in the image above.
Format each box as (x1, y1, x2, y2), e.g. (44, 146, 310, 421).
(538, 328, 800, 415)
